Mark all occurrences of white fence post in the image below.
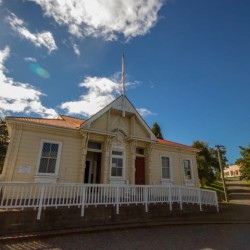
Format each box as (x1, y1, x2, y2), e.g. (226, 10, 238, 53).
(178, 187, 183, 210)
(116, 186, 120, 214)
(215, 192, 219, 212)
(168, 186, 172, 211)
(144, 187, 148, 212)
(37, 185, 45, 220)
(81, 186, 86, 217)
(198, 189, 202, 211)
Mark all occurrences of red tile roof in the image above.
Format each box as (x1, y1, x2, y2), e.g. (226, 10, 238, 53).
(157, 139, 197, 150)
(7, 115, 85, 129)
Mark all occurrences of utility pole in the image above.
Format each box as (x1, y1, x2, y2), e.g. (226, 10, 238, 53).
(215, 145, 229, 202)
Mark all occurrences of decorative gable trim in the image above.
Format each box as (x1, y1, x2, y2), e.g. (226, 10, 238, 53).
(82, 95, 156, 141)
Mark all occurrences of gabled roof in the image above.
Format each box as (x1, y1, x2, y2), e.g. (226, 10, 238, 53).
(82, 95, 156, 140)
(5, 115, 197, 151)
(5, 98, 197, 151)
(6, 115, 85, 129)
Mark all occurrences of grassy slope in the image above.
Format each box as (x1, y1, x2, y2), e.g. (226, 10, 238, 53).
(201, 181, 225, 201)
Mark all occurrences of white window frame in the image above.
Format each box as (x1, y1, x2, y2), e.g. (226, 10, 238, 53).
(110, 148, 125, 180)
(183, 159, 193, 182)
(160, 155, 172, 183)
(36, 140, 62, 177)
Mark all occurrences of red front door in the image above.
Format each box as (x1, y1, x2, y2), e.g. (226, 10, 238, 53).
(135, 157, 145, 185)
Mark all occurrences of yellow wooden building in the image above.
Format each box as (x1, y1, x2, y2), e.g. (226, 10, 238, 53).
(1, 95, 199, 187)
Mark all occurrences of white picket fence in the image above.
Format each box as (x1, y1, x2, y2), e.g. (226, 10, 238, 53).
(0, 183, 219, 220)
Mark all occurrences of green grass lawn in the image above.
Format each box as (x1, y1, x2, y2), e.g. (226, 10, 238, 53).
(201, 181, 225, 201)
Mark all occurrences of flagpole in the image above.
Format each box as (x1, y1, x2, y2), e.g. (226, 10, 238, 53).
(122, 54, 125, 117)
(122, 54, 125, 96)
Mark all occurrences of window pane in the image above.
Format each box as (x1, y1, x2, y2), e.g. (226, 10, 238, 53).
(47, 159, 56, 173)
(162, 168, 167, 179)
(162, 157, 169, 168)
(183, 160, 192, 180)
(162, 168, 170, 179)
(88, 141, 102, 150)
(111, 168, 117, 176)
(112, 151, 123, 156)
(184, 160, 190, 169)
(39, 158, 48, 173)
(112, 158, 118, 166)
(136, 148, 144, 155)
(117, 158, 123, 167)
(162, 157, 170, 179)
(50, 144, 58, 158)
(117, 168, 122, 177)
(42, 143, 51, 157)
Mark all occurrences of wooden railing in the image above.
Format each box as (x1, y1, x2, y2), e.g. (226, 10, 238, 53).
(0, 183, 219, 220)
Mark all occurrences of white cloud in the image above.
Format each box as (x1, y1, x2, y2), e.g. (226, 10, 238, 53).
(72, 43, 80, 56)
(60, 75, 154, 118)
(34, 0, 164, 41)
(60, 76, 121, 117)
(7, 12, 57, 53)
(136, 108, 154, 117)
(0, 47, 57, 118)
(24, 57, 37, 62)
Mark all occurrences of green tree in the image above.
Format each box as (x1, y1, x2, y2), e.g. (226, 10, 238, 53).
(192, 141, 215, 186)
(192, 141, 228, 186)
(236, 144, 250, 181)
(0, 119, 9, 174)
(151, 122, 163, 139)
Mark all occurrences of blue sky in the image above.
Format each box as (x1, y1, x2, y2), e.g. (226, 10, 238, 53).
(0, 0, 249, 164)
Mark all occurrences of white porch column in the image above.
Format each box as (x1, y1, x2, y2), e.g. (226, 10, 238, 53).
(101, 136, 112, 183)
(129, 140, 137, 185)
(145, 143, 154, 184)
(80, 131, 89, 183)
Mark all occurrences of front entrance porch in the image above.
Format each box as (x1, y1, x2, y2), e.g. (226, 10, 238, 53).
(84, 152, 102, 184)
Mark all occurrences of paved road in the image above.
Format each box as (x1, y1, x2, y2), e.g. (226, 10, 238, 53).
(1, 180, 249, 250)
(0, 224, 250, 250)
(227, 180, 250, 205)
